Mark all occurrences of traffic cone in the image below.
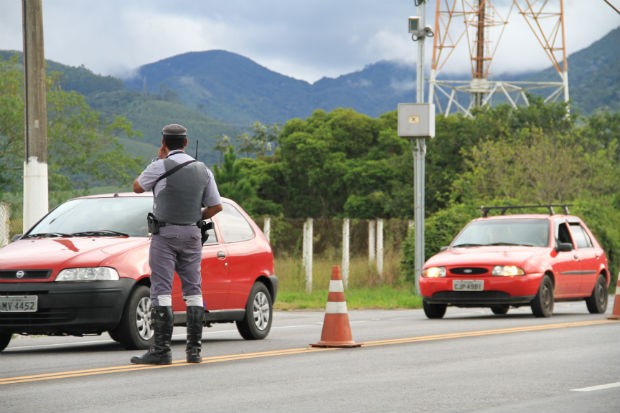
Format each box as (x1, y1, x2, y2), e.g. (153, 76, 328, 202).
(608, 280, 620, 320)
(311, 265, 361, 348)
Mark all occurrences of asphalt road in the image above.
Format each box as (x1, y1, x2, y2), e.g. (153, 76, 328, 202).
(2, 299, 619, 413)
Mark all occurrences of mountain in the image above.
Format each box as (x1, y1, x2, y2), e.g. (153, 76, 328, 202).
(122, 27, 619, 123)
(1, 26, 617, 162)
(0, 50, 242, 166)
(123, 50, 415, 125)
(524, 26, 620, 114)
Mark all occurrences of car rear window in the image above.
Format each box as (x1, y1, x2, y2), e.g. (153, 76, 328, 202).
(217, 203, 255, 243)
(569, 223, 593, 248)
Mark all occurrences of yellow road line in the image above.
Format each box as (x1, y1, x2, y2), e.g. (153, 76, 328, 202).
(1, 319, 615, 386)
(0, 347, 334, 385)
(362, 319, 615, 347)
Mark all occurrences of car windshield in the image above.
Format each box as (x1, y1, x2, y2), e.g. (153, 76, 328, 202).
(451, 218, 549, 247)
(26, 196, 153, 238)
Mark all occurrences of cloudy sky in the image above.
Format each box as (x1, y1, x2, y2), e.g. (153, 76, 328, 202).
(1, 1, 618, 83)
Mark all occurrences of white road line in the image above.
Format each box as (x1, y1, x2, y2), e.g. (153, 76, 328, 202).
(572, 382, 620, 392)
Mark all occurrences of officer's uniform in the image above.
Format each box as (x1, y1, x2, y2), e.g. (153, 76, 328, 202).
(130, 123, 221, 365)
(137, 149, 221, 307)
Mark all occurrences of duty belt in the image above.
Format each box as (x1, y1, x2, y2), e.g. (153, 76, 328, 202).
(158, 221, 199, 227)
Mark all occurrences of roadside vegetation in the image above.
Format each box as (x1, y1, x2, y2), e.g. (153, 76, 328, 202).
(1, 57, 619, 306)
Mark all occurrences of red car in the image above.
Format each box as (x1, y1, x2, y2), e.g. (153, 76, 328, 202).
(420, 205, 609, 318)
(0, 193, 277, 352)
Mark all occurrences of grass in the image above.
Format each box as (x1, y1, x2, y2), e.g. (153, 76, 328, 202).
(275, 286, 422, 310)
(273, 255, 422, 310)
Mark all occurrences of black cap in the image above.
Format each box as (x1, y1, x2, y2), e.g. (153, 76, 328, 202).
(162, 123, 187, 137)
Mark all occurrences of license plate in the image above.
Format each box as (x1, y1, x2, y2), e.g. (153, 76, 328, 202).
(0, 295, 38, 312)
(453, 280, 484, 291)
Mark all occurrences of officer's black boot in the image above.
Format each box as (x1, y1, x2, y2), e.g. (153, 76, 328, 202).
(130, 306, 173, 365)
(185, 306, 204, 363)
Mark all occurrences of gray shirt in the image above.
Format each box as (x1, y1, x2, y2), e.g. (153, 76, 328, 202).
(137, 150, 221, 219)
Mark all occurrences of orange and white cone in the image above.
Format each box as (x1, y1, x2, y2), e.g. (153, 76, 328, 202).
(311, 265, 361, 348)
(608, 280, 620, 320)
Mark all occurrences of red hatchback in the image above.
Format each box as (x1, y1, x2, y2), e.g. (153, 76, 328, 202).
(0, 193, 277, 352)
(420, 205, 609, 318)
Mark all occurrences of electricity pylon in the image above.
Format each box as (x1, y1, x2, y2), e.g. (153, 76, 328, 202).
(429, 0, 569, 116)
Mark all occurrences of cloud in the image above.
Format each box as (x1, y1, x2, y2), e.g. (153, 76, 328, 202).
(1, 0, 618, 82)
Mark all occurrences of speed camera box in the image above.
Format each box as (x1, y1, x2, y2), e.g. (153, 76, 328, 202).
(397, 103, 435, 138)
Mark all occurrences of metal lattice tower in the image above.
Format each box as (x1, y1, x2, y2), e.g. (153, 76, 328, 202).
(429, 0, 569, 116)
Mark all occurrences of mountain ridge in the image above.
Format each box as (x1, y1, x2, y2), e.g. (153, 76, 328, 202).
(1, 26, 617, 164)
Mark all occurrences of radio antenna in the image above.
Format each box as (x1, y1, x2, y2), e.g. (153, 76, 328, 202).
(195, 140, 199, 159)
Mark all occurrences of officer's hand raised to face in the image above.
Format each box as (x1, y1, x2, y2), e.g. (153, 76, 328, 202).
(158, 144, 169, 159)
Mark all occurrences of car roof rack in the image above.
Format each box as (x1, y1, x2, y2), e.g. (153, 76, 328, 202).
(480, 204, 571, 217)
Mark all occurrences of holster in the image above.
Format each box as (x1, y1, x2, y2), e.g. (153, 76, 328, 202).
(147, 212, 160, 235)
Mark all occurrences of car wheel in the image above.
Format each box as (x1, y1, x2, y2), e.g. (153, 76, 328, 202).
(531, 275, 554, 317)
(0, 331, 12, 352)
(585, 274, 608, 314)
(236, 282, 273, 340)
(108, 285, 153, 349)
(423, 300, 447, 319)
(491, 305, 509, 315)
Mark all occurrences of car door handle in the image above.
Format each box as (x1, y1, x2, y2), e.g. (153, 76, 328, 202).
(217, 251, 226, 259)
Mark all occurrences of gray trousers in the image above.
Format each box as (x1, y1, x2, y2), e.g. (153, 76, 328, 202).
(149, 224, 203, 306)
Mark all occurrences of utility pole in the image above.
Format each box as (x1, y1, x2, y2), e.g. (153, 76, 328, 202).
(398, 1, 435, 295)
(22, 0, 49, 231)
(413, 1, 427, 295)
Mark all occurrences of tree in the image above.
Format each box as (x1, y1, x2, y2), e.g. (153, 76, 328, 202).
(212, 147, 254, 204)
(259, 108, 414, 218)
(0, 58, 144, 198)
(231, 122, 281, 158)
(0, 56, 24, 192)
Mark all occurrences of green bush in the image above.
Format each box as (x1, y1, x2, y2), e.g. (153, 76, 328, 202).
(401, 203, 478, 282)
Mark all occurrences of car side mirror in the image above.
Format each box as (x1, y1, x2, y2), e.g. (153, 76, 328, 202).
(11, 234, 23, 242)
(556, 242, 573, 252)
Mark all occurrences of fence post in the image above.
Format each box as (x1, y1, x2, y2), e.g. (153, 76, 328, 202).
(377, 218, 384, 279)
(368, 220, 376, 266)
(263, 216, 271, 242)
(303, 218, 313, 293)
(0, 203, 9, 247)
(342, 218, 350, 289)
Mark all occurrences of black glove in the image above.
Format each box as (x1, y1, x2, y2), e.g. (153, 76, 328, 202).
(198, 220, 213, 244)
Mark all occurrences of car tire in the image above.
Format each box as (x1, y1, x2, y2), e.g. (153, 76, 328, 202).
(236, 282, 273, 340)
(0, 332, 12, 352)
(423, 300, 447, 319)
(491, 305, 509, 315)
(108, 285, 153, 349)
(585, 274, 608, 314)
(531, 275, 554, 317)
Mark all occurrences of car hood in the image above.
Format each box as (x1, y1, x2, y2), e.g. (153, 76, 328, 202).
(425, 246, 546, 267)
(0, 237, 149, 270)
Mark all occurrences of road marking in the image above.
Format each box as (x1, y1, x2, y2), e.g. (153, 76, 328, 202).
(0, 347, 336, 385)
(572, 382, 620, 392)
(362, 319, 614, 347)
(0, 319, 615, 386)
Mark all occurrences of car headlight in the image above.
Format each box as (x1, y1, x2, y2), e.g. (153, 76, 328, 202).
(56, 267, 120, 281)
(492, 265, 525, 276)
(422, 266, 446, 278)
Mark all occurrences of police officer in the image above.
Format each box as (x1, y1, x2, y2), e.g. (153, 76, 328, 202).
(130, 123, 222, 365)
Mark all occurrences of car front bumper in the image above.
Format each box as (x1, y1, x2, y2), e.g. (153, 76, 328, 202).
(0, 278, 135, 335)
(420, 274, 542, 306)
(423, 290, 537, 306)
